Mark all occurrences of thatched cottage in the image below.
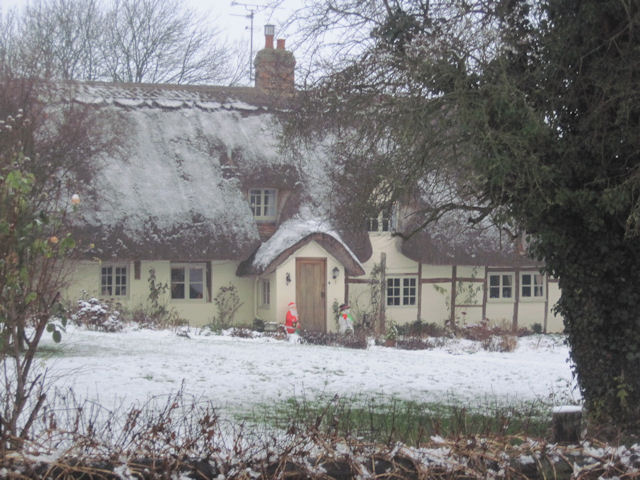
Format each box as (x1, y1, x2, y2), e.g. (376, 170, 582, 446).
(63, 28, 562, 333)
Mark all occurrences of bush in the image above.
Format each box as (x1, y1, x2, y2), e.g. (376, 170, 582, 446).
(482, 334, 518, 352)
(299, 329, 368, 349)
(396, 337, 436, 350)
(71, 297, 124, 332)
(396, 319, 448, 338)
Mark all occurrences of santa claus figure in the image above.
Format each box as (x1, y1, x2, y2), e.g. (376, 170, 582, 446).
(285, 302, 300, 334)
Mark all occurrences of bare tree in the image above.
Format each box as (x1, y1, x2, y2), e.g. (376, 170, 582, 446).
(16, 0, 104, 81)
(101, 0, 238, 84)
(2, 0, 242, 85)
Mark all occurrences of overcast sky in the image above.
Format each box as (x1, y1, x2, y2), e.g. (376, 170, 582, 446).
(1, 0, 301, 53)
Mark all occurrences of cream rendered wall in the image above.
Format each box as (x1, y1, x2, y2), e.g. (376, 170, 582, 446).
(256, 272, 277, 324)
(65, 259, 255, 327)
(274, 240, 346, 333)
(546, 280, 563, 332)
(420, 264, 451, 325)
(365, 233, 420, 326)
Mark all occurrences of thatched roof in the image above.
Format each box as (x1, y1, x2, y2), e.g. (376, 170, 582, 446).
(65, 81, 369, 266)
(66, 82, 300, 261)
(396, 175, 540, 267)
(237, 213, 365, 276)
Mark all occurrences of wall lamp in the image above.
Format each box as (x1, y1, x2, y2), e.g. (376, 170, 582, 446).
(332, 267, 340, 280)
(285, 272, 291, 285)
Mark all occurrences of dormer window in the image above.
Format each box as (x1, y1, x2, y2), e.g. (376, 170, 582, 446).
(250, 188, 277, 221)
(368, 206, 395, 232)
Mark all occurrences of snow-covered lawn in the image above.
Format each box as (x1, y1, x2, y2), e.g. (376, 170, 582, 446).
(37, 327, 578, 418)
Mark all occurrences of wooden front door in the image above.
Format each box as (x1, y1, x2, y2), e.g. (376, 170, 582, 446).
(296, 258, 326, 332)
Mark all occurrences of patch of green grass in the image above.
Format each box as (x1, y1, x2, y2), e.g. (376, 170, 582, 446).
(35, 345, 67, 358)
(238, 395, 551, 445)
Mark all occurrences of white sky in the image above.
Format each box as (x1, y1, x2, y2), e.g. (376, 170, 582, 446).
(1, 0, 304, 83)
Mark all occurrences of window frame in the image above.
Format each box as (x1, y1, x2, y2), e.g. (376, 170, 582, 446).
(367, 207, 396, 233)
(259, 279, 271, 308)
(100, 263, 129, 297)
(488, 273, 514, 301)
(520, 272, 545, 300)
(386, 276, 417, 307)
(170, 263, 207, 302)
(249, 188, 277, 221)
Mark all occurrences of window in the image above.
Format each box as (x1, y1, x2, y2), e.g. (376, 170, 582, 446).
(386, 277, 416, 306)
(489, 274, 513, 299)
(249, 189, 277, 220)
(260, 279, 271, 307)
(171, 264, 206, 300)
(368, 207, 395, 232)
(521, 273, 544, 298)
(101, 264, 128, 297)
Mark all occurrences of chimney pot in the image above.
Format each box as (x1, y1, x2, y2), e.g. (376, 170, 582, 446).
(277, 38, 285, 50)
(264, 24, 275, 49)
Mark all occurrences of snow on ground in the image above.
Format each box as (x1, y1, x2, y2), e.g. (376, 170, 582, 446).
(37, 326, 579, 418)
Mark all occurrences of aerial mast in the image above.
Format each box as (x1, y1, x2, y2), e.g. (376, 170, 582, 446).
(230, 1, 265, 83)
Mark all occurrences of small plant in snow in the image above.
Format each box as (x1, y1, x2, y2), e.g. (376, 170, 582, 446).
(211, 283, 243, 330)
(71, 297, 124, 332)
(124, 269, 186, 329)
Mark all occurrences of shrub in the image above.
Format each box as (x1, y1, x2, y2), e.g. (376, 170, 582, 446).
(299, 329, 368, 349)
(212, 283, 243, 329)
(532, 322, 543, 334)
(396, 319, 448, 338)
(71, 297, 124, 332)
(482, 334, 518, 352)
(253, 318, 265, 332)
(396, 337, 436, 350)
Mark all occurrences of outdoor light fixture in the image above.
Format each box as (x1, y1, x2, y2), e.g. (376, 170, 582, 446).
(285, 272, 291, 285)
(332, 267, 340, 280)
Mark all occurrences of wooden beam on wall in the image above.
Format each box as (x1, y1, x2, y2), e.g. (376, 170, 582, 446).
(417, 262, 422, 322)
(450, 265, 457, 329)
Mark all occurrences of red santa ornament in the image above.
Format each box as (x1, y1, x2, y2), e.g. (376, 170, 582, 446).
(285, 301, 300, 334)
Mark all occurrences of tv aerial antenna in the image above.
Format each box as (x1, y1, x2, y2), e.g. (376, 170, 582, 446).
(231, 1, 266, 83)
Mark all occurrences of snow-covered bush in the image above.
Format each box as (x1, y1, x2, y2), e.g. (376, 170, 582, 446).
(71, 297, 124, 332)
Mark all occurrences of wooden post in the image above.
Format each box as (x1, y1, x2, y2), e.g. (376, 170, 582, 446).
(482, 266, 488, 320)
(379, 252, 386, 335)
(450, 265, 457, 329)
(543, 274, 549, 333)
(417, 262, 422, 322)
(512, 268, 520, 332)
(344, 272, 349, 305)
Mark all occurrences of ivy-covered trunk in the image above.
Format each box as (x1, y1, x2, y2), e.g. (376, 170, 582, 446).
(551, 229, 640, 432)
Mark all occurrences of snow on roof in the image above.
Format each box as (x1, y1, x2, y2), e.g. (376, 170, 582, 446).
(70, 82, 296, 260)
(247, 206, 365, 275)
(400, 173, 529, 266)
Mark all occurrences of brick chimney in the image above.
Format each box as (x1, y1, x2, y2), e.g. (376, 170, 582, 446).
(254, 24, 295, 93)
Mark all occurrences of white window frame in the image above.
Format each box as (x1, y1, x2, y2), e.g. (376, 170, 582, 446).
(249, 188, 277, 221)
(367, 207, 396, 233)
(260, 279, 271, 308)
(101, 263, 128, 297)
(520, 272, 544, 300)
(386, 277, 417, 307)
(488, 273, 514, 300)
(170, 263, 207, 302)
